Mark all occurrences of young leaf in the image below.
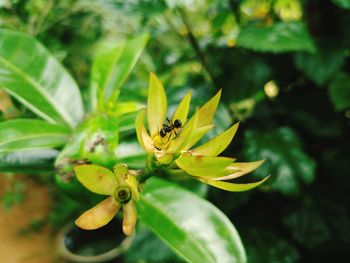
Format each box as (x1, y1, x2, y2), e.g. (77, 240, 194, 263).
(138, 177, 247, 263)
(90, 34, 149, 107)
(0, 119, 70, 153)
(0, 29, 84, 127)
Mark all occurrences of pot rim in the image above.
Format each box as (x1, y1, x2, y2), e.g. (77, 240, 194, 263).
(57, 222, 132, 263)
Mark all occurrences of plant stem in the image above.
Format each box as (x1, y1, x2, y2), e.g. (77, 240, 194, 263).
(176, 8, 217, 87)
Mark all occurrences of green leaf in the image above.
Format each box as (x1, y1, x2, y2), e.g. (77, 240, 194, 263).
(117, 140, 147, 169)
(0, 29, 84, 128)
(55, 113, 119, 172)
(328, 72, 350, 111)
(236, 22, 316, 53)
(294, 50, 345, 86)
(138, 177, 247, 263)
(0, 149, 58, 173)
(91, 34, 149, 107)
(0, 119, 70, 153)
(331, 0, 350, 9)
(243, 127, 316, 196)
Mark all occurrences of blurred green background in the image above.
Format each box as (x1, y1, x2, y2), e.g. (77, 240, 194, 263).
(1, 0, 350, 262)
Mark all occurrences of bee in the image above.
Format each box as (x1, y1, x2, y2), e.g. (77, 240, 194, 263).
(159, 118, 182, 139)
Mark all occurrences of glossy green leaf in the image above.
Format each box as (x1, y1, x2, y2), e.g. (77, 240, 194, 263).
(0, 149, 58, 173)
(74, 164, 118, 195)
(91, 34, 149, 106)
(0, 29, 84, 127)
(200, 176, 270, 192)
(138, 177, 247, 263)
(176, 154, 234, 178)
(117, 140, 147, 169)
(237, 22, 316, 53)
(0, 119, 70, 153)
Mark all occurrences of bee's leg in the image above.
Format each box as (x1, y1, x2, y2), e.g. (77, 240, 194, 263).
(166, 117, 171, 124)
(174, 130, 178, 136)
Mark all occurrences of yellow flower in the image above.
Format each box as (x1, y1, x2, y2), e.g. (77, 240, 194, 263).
(73, 164, 139, 235)
(135, 72, 269, 191)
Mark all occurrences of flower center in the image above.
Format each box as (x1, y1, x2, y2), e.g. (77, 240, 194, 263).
(114, 186, 132, 204)
(152, 134, 171, 150)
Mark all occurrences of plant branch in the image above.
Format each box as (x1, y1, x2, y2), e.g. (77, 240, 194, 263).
(176, 8, 217, 87)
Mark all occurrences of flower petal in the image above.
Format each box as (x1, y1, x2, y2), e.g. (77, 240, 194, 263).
(171, 91, 192, 124)
(213, 160, 265, 180)
(135, 109, 153, 152)
(186, 90, 221, 129)
(199, 175, 270, 192)
(125, 174, 140, 201)
(123, 200, 137, 236)
(147, 72, 167, 136)
(166, 111, 198, 153)
(75, 196, 121, 230)
(74, 164, 118, 195)
(191, 122, 239, 157)
(175, 154, 235, 177)
(182, 124, 214, 151)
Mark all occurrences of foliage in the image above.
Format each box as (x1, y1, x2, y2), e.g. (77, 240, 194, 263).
(1, 0, 350, 262)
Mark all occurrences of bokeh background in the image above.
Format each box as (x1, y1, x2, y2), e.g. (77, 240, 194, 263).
(1, 0, 349, 262)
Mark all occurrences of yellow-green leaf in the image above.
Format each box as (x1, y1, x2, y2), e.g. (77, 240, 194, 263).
(191, 123, 239, 157)
(74, 164, 117, 195)
(200, 175, 270, 192)
(135, 109, 153, 152)
(147, 73, 167, 136)
(176, 154, 234, 177)
(123, 200, 137, 236)
(75, 196, 121, 230)
(214, 160, 265, 180)
(172, 91, 192, 124)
